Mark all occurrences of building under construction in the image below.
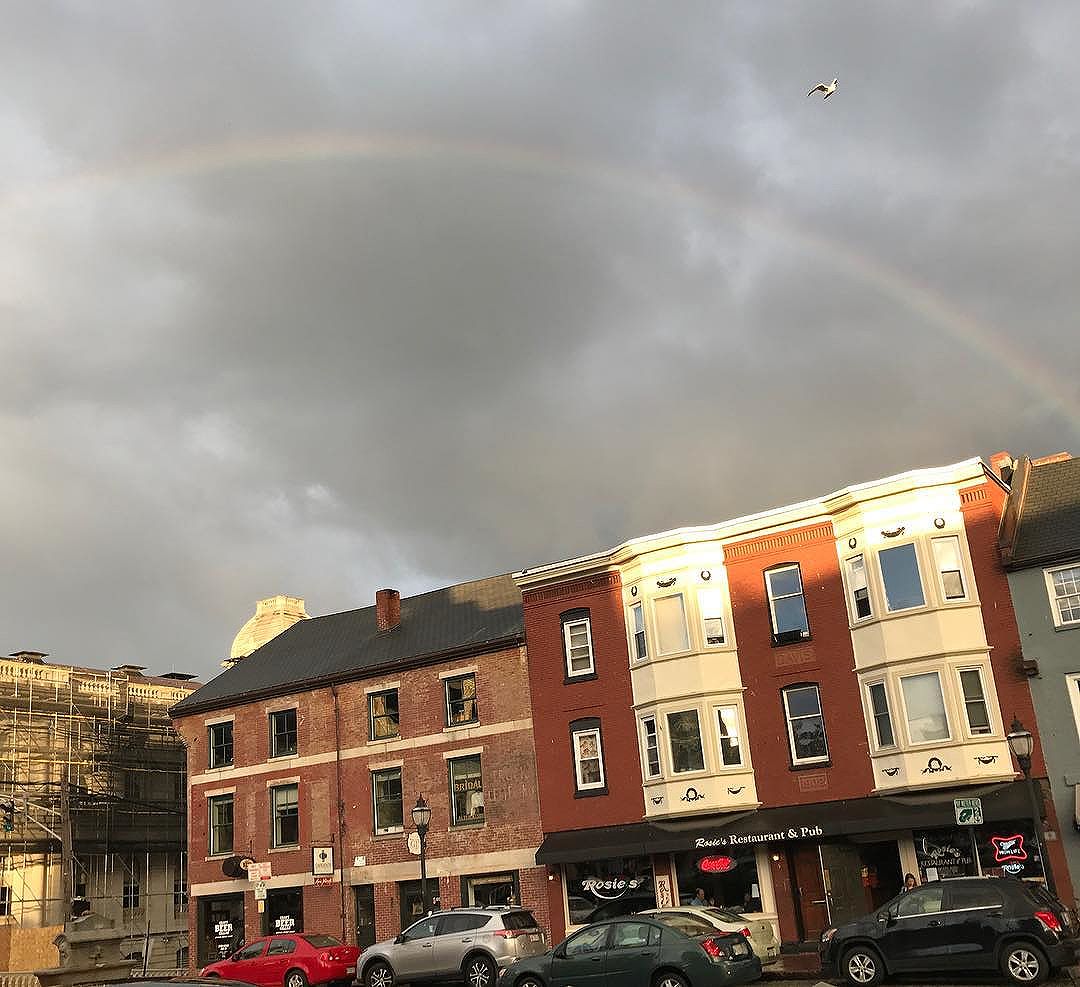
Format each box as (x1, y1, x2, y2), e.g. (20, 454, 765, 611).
(0, 651, 198, 972)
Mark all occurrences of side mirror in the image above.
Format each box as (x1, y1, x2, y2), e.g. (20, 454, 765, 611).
(394, 935, 405, 945)
(553, 946, 566, 960)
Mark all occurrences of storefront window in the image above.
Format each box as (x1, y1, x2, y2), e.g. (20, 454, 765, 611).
(198, 893, 245, 966)
(977, 821, 1044, 882)
(674, 849, 761, 912)
(266, 888, 303, 935)
(465, 872, 518, 907)
(563, 857, 653, 926)
(914, 827, 978, 882)
(449, 754, 485, 826)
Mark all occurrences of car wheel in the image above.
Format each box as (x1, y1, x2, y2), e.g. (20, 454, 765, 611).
(516, 977, 545, 987)
(653, 971, 688, 987)
(841, 946, 883, 987)
(465, 955, 497, 987)
(1001, 942, 1048, 985)
(285, 969, 309, 987)
(365, 961, 395, 987)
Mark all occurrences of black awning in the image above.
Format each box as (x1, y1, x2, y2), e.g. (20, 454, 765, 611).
(644, 781, 1035, 854)
(535, 823, 652, 864)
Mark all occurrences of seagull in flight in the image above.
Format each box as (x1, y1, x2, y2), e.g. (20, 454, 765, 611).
(807, 78, 838, 99)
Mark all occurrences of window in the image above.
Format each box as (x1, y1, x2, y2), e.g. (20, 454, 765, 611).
(932, 536, 967, 600)
(267, 939, 297, 956)
(236, 941, 268, 961)
(630, 603, 648, 661)
(208, 722, 234, 768)
(896, 885, 944, 917)
(610, 922, 659, 949)
(900, 671, 950, 743)
(571, 727, 605, 791)
(641, 716, 661, 778)
(845, 555, 872, 620)
(879, 544, 925, 612)
(654, 594, 690, 654)
(0, 886, 11, 917)
(372, 768, 403, 834)
(765, 565, 810, 642)
(173, 879, 188, 913)
(271, 784, 299, 847)
(666, 709, 705, 773)
(1047, 564, 1080, 627)
(867, 682, 895, 749)
(959, 668, 992, 735)
(123, 876, 140, 911)
(699, 589, 726, 646)
(208, 794, 234, 855)
(564, 925, 610, 957)
(176, 946, 189, 969)
(369, 690, 399, 740)
(948, 883, 1002, 910)
(269, 709, 298, 758)
(782, 685, 829, 764)
(449, 754, 485, 825)
(715, 706, 742, 767)
(445, 674, 478, 726)
(562, 611, 595, 677)
(443, 912, 491, 933)
(124, 771, 141, 802)
(401, 916, 439, 942)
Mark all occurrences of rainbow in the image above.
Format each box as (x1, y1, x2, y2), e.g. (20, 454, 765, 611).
(4, 131, 1076, 436)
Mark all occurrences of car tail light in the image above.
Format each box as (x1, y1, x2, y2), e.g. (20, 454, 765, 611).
(700, 937, 723, 960)
(1035, 911, 1063, 934)
(740, 928, 751, 939)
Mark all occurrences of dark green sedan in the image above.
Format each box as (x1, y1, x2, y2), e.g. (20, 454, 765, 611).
(498, 913, 762, 987)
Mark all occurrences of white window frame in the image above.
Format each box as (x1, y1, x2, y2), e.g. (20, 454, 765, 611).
(572, 727, 606, 791)
(845, 554, 873, 622)
(629, 602, 648, 661)
(269, 783, 299, 848)
(865, 680, 896, 751)
(207, 794, 234, 856)
(698, 588, 726, 648)
(653, 593, 691, 656)
(1064, 673, 1080, 743)
(898, 670, 952, 746)
(640, 715, 662, 779)
(666, 708, 707, 775)
(765, 564, 810, 638)
(781, 685, 829, 765)
(1045, 563, 1080, 629)
(932, 535, 969, 602)
(563, 617, 596, 677)
(878, 543, 926, 613)
(956, 666, 994, 737)
(713, 704, 743, 768)
(372, 767, 404, 835)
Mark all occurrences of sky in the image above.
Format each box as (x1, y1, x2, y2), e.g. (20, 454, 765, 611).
(2, 2, 1079, 680)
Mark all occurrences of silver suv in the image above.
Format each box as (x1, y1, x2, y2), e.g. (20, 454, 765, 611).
(359, 908, 546, 987)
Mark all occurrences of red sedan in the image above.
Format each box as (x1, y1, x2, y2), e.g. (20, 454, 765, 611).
(202, 933, 360, 987)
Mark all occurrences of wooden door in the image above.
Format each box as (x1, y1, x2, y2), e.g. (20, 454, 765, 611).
(790, 844, 829, 941)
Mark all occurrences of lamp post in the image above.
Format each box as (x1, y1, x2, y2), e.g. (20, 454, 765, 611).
(1007, 717, 1056, 894)
(412, 795, 432, 915)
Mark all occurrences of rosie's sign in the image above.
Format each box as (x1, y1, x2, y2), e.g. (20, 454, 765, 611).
(694, 825, 824, 849)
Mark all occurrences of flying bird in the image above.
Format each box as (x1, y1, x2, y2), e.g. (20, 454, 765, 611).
(807, 78, 838, 99)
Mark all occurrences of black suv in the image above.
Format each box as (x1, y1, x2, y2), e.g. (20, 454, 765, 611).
(820, 877, 1077, 986)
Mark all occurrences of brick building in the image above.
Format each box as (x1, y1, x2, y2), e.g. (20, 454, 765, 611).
(517, 458, 1073, 947)
(170, 577, 547, 968)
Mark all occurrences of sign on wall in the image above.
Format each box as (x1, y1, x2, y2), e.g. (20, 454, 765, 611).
(954, 798, 983, 826)
(312, 846, 334, 876)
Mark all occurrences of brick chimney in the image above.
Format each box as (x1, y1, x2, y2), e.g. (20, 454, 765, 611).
(989, 450, 1015, 484)
(376, 589, 401, 631)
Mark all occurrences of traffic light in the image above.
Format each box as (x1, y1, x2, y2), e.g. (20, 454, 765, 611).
(1, 799, 14, 832)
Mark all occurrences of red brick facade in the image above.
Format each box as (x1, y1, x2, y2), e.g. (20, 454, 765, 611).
(175, 643, 549, 968)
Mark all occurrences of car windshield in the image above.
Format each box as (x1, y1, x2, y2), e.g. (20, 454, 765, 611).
(503, 911, 539, 930)
(302, 935, 341, 947)
(705, 908, 745, 924)
(651, 913, 715, 937)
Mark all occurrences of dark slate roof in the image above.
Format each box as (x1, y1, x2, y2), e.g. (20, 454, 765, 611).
(1009, 457, 1080, 567)
(172, 574, 523, 716)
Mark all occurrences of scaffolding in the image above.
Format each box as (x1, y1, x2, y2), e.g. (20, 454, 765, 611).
(0, 652, 198, 971)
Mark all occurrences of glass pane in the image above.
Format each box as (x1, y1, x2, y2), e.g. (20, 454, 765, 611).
(901, 672, 949, 742)
(784, 686, 821, 718)
(880, 544, 925, 611)
(960, 670, 991, 733)
(773, 595, 809, 634)
(565, 926, 608, 957)
(868, 683, 894, 747)
(941, 570, 965, 599)
(450, 755, 484, 824)
(700, 589, 725, 645)
(767, 566, 802, 597)
(848, 555, 867, 591)
(791, 715, 828, 760)
(717, 706, 741, 766)
(655, 595, 690, 654)
(932, 536, 963, 573)
(374, 769, 403, 831)
(897, 886, 944, 917)
(667, 710, 705, 772)
(643, 719, 660, 776)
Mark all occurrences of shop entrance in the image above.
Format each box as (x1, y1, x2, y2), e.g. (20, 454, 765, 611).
(789, 845, 828, 942)
(197, 893, 244, 967)
(264, 888, 303, 936)
(355, 885, 376, 950)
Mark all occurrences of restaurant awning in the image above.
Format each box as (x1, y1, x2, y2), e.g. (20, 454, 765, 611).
(535, 782, 1037, 864)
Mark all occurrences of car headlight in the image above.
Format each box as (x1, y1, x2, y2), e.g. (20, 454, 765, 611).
(820, 927, 837, 944)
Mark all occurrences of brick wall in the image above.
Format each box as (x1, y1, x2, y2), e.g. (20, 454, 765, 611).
(521, 572, 644, 833)
(726, 522, 874, 805)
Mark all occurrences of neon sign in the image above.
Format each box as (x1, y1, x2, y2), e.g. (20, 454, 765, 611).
(697, 855, 736, 874)
(991, 834, 1027, 863)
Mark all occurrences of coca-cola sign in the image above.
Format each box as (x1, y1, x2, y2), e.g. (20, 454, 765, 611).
(580, 876, 646, 900)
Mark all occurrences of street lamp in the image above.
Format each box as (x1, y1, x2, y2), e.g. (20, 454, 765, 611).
(412, 795, 432, 915)
(1007, 717, 1056, 894)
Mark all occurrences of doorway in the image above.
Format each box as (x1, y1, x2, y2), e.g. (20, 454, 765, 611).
(820, 843, 865, 927)
(197, 893, 244, 967)
(789, 845, 828, 942)
(355, 885, 376, 949)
